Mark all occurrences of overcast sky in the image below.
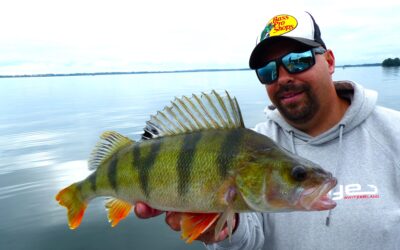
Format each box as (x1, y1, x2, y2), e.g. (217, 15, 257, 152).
(1, 0, 399, 75)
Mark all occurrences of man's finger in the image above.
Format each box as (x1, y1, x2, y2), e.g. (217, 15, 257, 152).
(197, 225, 229, 244)
(165, 212, 182, 231)
(134, 202, 164, 218)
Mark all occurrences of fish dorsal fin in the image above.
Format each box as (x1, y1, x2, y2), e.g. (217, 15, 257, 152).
(88, 131, 134, 170)
(142, 90, 244, 139)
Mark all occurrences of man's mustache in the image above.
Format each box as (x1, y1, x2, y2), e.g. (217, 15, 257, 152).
(275, 83, 311, 99)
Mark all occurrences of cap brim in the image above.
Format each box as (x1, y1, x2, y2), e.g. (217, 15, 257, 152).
(249, 36, 322, 69)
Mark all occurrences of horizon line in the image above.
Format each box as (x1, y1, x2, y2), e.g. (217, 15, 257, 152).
(0, 63, 382, 78)
(0, 68, 250, 78)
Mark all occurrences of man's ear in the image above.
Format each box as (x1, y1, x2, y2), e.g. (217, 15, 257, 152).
(324, 49, 335, 74)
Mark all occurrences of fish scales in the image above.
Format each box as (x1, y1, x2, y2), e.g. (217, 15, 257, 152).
(126, 129, 250, 211)
(132, 139, 162, 198)
(74, 129, 251, 212)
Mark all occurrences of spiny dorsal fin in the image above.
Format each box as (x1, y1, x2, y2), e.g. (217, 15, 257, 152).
(88, 131, 134, 170)
(142, 90, 244, 139)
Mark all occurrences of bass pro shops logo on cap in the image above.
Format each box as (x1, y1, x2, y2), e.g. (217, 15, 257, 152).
(250, 11, 326, 69)
(260, 14, 298, 41)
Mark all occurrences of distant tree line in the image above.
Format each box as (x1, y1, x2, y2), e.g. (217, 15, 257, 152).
(382, 57, 400, 67)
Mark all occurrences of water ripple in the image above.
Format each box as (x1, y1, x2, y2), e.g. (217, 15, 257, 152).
(0, 131, 71, 151)
(0, 151, 58, 175)
(0, 182, 45, 200)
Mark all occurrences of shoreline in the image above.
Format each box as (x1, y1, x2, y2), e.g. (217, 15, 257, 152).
(0, 64, 390, 78)
(0, 68, 249, 78)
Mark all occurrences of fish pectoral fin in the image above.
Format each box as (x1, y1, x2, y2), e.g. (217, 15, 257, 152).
(105, 198, 133, 227)
(55, 184, 87, 230)
(214, 206, 235, 242)
(181, 213, 220, 244)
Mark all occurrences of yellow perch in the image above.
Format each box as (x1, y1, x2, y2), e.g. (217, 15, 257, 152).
(56, 90, 337, 243)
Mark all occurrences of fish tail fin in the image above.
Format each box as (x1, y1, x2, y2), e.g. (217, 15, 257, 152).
(181, 213, 220, 244)
(55, 184, 87, 229)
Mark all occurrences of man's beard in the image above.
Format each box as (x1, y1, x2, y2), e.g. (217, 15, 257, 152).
(274, 83, 319, 124)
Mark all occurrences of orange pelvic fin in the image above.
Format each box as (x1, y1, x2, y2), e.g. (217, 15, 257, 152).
(181, 213, 220, 244)
(105, 198, 133, 227)
(55, 184, 87, 229)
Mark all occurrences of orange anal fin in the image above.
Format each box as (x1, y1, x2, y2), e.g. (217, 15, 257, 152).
(181, 213, 220, 244)
(55, 184, 87, 230)
(105, 198, 133, 227)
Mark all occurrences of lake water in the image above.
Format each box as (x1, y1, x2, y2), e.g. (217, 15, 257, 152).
(0, 66, 399, 250)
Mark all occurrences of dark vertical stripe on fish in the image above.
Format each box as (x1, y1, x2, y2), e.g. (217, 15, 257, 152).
(217, 130, 242, 178)
(132, 140, 162, 198)
(177, 132, 202, 196)
(76, 182, 83, 193)
(107, 155, 119, 191)
(87, 171, 97, 192)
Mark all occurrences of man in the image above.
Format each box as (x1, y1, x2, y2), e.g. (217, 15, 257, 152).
(136, 10, 400, 249)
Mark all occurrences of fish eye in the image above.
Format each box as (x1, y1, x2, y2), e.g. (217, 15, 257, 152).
(291, 166, 307, 182)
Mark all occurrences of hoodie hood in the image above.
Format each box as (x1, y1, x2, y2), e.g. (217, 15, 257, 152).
(265, 81, 377, 145)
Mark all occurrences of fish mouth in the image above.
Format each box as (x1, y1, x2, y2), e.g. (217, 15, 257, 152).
(299, 178, 337, 211)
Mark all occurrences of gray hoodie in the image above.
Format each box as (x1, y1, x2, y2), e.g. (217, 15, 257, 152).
(207, 81, 400, 250)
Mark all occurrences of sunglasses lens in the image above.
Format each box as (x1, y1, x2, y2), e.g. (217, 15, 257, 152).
(282, 50, 315, 73)
(256, 61, 277, 84)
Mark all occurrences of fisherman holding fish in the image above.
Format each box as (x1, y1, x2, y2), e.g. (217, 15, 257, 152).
(134, 10, 400, 250)
(56, 9, 400, 250)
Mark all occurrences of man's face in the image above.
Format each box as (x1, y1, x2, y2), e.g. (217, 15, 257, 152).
(260, 40, 333, 124)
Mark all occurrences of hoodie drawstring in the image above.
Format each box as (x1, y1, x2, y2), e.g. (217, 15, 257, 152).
(326, 124, 345, 227)
(289, 131, 296, 154)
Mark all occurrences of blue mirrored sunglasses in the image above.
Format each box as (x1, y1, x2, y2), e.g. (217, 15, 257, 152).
(256, 48, 326, 85)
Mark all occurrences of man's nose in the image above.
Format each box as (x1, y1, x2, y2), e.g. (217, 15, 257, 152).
(276, 65, 294, 85)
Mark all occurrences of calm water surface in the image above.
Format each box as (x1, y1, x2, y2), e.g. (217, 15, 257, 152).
(0, 66, 399, 250)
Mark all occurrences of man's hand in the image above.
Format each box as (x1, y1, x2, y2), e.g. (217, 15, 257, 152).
(134, 202, 237, 244)
(134, 202, 164, 218)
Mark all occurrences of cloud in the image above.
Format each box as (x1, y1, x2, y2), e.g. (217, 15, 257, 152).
(0, 0, 399, 74)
